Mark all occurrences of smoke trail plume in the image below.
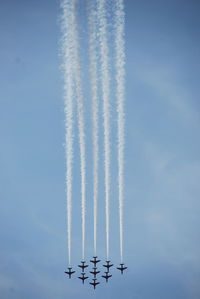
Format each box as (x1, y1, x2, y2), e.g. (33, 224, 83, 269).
(97, 0, 111, 260)
(62, 0, 86, 263)
(61, 0, 75, 266)
(114, 0, 125, 263)
(88, 0, 99, 256)
(71, 1, 87, 262)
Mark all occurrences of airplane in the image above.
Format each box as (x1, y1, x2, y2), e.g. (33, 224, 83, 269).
(90, 278, 100, 290)
(90, 256, 101, 267)
(64, 267, 75, 278)
(90, 267, 100, 278)
(78, 272, 88, 284)
(78, 261, 88, 272)
(102, 271, 112, 282)
(117, 263, 127, 274)
(103, 260, 113, 272)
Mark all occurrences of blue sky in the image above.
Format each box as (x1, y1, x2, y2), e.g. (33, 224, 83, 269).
(0, 0, 200, 298)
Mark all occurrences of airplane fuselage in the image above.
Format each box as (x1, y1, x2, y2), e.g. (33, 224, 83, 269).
(65, 268, 75, 279)
(102, 273, 112, 282)
(117, 264, 127, 274)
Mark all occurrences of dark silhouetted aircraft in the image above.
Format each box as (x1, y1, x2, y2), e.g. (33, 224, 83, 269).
(65, 267, 75, 278)
(78, 272, 88, 284)
(90, 256, 101, 267)
(78, 261, 88, 272)
(102, 271, 112, 282)
(103, 260, 113, 272)
(117, 263, 127, 274)
(90, 267, 100, 278)
(90, 278, 100, 289)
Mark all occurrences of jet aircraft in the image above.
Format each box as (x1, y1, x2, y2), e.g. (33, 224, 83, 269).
(102, 271, 112, 282)
(90, 256, 101, 267)
(78, 261, 88, 272)
(64, 267, 75, 278)
(103, 260, 113, 272)
(117, 263, 127, 274)
(78, 272, 88, 284)
(90, 278, 100, 289)
(90, 267, 100, 278)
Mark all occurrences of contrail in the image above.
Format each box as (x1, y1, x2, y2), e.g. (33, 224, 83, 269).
(61, 0, 75, 266)
(97, 0, 111, 260)
(88, 0, 99, 256)
(114, 0, 125, 263)
(71, 0, 87, 262)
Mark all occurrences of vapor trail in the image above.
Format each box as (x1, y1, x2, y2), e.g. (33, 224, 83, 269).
(114, 0, 125, 263)
(97, 0, 111, 260)
(71, 0, 87, 262)
(61, 0, 75, 266)
(88, 0, 99, 256)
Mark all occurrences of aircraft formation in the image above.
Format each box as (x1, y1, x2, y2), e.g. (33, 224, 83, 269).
(65, 256, 127, 289)
(61, 0, 126, 290)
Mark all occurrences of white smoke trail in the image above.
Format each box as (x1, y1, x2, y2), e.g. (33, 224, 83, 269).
(114, 0, 125, 263)
(97, 0, 111, 260)
(71, 0, 87, 262)
(61, 0, 75, 266)
(88, 0, 99, 256)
